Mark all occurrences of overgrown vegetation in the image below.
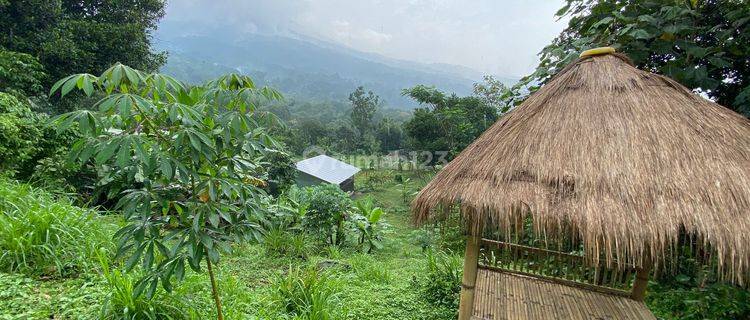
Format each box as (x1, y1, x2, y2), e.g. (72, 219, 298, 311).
(51, 64, 283, 319)
(0, 179, 110, 277)
(1, 1, 749, 318)
(271, 267, 342, 319)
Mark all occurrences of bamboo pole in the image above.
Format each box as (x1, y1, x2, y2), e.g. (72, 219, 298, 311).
(631, 259, 652, 301)
(458, 235, 481, 320)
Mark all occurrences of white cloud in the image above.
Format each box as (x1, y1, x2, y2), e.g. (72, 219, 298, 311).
(162, 0, 569, 77)
(329, 20, 392, 49)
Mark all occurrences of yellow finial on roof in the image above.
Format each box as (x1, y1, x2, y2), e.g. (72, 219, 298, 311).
(579, 47, 616, 58)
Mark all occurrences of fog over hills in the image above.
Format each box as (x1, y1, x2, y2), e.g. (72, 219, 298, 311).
(154, 21, 519, 109)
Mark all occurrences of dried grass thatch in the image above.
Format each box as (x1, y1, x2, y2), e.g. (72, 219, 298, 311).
(412, 53, 750, 284)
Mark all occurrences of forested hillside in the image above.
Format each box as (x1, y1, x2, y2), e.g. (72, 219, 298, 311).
(155, 21, 518, 109)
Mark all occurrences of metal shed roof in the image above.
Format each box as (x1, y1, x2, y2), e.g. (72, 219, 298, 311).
(295, 155, 361, 185)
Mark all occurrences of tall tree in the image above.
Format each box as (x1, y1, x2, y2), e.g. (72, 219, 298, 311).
(0, 0, 166, 95)
(349, 86, 381, 138)
(0, 49, 46, 97)
(375, 117, 403, 152)
(517, 0, 750, 116)
(403, 85, 498, 161)
(473, 75, 511, 113)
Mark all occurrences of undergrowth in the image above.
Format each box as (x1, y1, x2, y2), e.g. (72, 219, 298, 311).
(271, 266, 344, 320)
(0, 179, 112, 277)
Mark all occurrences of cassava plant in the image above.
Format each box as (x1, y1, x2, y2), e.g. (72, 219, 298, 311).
(50, 63, 283, 320)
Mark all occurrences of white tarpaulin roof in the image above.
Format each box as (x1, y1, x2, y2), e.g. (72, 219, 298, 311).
(295, 155, 360, 184)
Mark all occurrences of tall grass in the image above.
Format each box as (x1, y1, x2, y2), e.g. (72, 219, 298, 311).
(271, 267, 342, 320)
(263, 227, 311, 258)
(98, 252, 195, 320)
(417, 250, 462, 310)
(0, 179, 111, 277)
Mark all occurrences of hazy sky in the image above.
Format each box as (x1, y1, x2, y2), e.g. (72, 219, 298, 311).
(162, 0, 569, 77)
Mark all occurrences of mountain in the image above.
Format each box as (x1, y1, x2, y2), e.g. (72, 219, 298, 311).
(154, 22, 518, 109)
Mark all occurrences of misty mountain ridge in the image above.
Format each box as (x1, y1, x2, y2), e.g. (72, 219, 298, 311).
(154, 22, 519, 109)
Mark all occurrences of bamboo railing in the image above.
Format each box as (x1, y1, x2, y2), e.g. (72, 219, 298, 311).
(478, 238, 636, 297)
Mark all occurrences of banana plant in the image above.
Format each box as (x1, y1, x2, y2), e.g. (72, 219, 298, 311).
(353, 198, 385, 253)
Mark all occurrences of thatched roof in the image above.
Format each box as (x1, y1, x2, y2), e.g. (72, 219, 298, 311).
(412, 52, 750, 284)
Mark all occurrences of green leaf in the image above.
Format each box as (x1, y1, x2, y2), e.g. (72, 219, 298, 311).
(629, 29, 651, 39)
(115, 138, 131, 167)
(146, 278, 158, 299)
(207, 247, 219, 263)
(160, 159, 174, 180)
(554, 3, 570, 17)
(188, 132, 202, 152)
(95, 139, 120, 164)
(193, 212, 202, 233)
(50, 74, 76, 96)
(175, 258, 185, 281)
(590, 17, 614, 30)
(133, 278, 149, 298)
(708, 57, 731, 68)
(143, 242, 155, 269)
(162, 274, 173, 292)
(61, 77, 78, 97)
(369, 208, 384, 224)
(82, 76, 95, 96)
(125, 243, 145, 271)
(208, 213, 220, 227)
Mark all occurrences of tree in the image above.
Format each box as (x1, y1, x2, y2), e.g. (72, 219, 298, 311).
(403, 86, 498, 160)
(349, 86, 380, 138)
(0, 93, 41, 176)
(0, 49, 47, 97)
(375, 117, 403, 152)
(0, 0, 166, 105)
(473, 75, 512, 113)
(331, 120, 360, 153)
(51, 64, 283, 320)
(519, 0, 750, 116)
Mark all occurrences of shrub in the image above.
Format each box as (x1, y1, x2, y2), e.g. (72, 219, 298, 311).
(0, 49, 46, 97)
(271, 267, 342, 320)
(648, 282, 750, 320)
(98, 254, 195, 320)
(416, 250, 462, 310)
(0, 179, 111, 277)
(647, 244, 750, 319)
(263, 227, 310, 259)
(0, 93, 42, 177)
(352, 198, 386, 253)
(0, 92, 95, 198)
(300, 184, 353, 245)
(263, 149, 297, 197)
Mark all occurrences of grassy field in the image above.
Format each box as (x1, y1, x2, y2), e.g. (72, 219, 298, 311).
(0, 170, 455, 320)
(3, 169, 749, 319)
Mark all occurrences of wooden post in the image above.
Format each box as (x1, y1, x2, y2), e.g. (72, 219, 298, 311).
(458, 235, 481, 320)
(631, 260, 651, 301)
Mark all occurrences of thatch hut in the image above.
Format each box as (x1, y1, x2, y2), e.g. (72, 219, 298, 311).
(412, 48, 750, 320)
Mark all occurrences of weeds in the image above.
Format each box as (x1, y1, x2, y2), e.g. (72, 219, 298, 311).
(271, 267, 342, 320)
(98, 252, 195, 320)
(0, 179, 111, 277)
(416, 250, 462, 310)
(264, 227, 311, 259)
(350, 254, 391, 283)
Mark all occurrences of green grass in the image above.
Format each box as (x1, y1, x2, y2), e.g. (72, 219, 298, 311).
(0, 170, 455, 319)
(0, 179, 114, 277)
(6, 167, 747, 320)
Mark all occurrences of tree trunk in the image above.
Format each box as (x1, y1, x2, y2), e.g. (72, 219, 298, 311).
(206, 256, 224, 320)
